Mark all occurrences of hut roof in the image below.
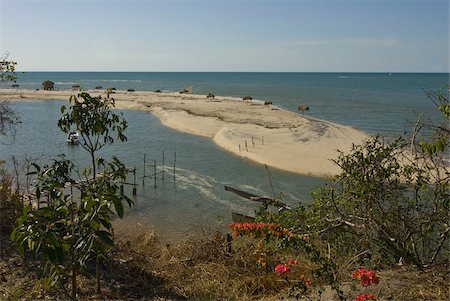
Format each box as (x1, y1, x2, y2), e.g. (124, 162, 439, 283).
(42, 80, 55, 85)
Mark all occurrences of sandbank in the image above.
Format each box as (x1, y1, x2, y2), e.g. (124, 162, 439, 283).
(0, 89, 371, 177)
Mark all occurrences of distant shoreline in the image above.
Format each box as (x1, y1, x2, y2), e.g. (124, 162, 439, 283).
(0, 89, 370, 177)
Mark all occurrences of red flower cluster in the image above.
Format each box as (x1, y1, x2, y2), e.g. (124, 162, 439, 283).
(229, 223, 292, 239)
(352, 268, 379, 286)
(275, 263, 291, 275)
(354, 293, 376, 301)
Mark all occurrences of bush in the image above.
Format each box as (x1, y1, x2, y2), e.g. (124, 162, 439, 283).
(0, 163, 22, 237)
(258, 88, 449, 268)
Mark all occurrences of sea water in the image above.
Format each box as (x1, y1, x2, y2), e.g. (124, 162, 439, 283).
(0, 72, 448, 240)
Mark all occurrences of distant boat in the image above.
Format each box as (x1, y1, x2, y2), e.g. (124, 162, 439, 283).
(67, 132, 79, 144)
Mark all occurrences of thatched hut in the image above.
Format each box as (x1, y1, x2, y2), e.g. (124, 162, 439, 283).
(206, 93, 215, 99)
(42, 80, 55, 90)
(243, 96, 253, 101)
(298, 104, 310, 115)
(179, 85, 193, 94)
(11, 84, 19, 89)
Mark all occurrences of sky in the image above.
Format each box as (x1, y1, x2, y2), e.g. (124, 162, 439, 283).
(0, 0, 449, 72)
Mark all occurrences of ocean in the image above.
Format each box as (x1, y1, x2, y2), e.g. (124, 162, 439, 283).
(1, 72, 448, 241)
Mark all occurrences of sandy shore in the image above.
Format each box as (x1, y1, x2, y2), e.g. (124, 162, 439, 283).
(0, 89, 370, 177)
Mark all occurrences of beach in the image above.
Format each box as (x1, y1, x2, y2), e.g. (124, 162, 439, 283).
(0, 89, 370, 177)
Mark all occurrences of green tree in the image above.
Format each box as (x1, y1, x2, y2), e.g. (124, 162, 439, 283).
(58, 92, 128, 177)
(12, 93, 133, 299)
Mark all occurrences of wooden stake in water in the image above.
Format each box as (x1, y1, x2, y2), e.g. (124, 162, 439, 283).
(142, 153, 146, 185)
(173, 151, 176, 182)
(162, 151, 165, 182)
(154, 160, 157, 188)
(132, 168, 137, 195)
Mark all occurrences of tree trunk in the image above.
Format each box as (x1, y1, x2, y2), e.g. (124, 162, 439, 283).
(91, 152, 96, 180)
(96, 255, 101, 294)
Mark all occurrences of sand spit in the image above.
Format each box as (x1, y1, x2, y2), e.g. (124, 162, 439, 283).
(0, 89, 370, 177)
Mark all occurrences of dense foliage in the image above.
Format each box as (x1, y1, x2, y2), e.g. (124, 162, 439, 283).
(259, 87, 449, 269)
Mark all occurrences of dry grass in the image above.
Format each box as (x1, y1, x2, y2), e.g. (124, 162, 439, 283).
(1, 221, 449, 300)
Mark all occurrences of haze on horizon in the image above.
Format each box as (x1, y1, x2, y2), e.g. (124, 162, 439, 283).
(0, 0, 448, 73)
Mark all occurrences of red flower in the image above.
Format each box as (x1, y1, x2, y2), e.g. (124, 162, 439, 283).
(354, 293, 376, 301)
(352, 268, 379, 286)
(275, 263, 291, 275)
(305, 278, 312, 287)
(229, 223, 292, 239)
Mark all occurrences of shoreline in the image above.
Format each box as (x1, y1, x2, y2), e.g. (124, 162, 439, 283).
(0, 89, 371, 177)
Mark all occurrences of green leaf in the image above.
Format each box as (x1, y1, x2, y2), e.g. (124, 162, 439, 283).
(95, 230, 113, 246)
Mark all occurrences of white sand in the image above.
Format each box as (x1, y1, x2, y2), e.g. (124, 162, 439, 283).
(0, 89, 371, 177)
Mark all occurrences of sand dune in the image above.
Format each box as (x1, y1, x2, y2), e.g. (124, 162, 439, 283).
(0, 89, 371, 177)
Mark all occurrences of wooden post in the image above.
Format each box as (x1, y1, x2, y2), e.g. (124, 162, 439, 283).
(226, 233, 232, 254)
(245, 140, 248, 152)
(173, 151, 176, 182)
(132, 168, 137, 196)
(252, 136, 255, 148)
(142, 153, 146, 185)
(162, 151, 165, 182)
(154, 160, 157, 189)
(239, 144, 241, 151)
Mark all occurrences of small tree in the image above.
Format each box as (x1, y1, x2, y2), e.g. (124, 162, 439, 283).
(58, 92, 129, 293)
(12, 93, 133, 299)
(58, 92, 128, 177)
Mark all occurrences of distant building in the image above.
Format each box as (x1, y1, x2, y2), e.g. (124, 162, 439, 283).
(42, 80, 55, 90)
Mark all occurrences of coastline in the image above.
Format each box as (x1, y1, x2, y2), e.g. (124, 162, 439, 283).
(0, 89, 371, 177)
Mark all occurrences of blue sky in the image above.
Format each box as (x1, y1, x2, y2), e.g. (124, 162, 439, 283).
(1, 0, 448, 72)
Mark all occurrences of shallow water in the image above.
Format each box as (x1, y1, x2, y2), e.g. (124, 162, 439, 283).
(1, 100, 324, 241)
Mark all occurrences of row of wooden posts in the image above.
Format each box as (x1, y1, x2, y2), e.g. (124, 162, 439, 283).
(120, 151, 177, 196)
(239, 136, 264, 152)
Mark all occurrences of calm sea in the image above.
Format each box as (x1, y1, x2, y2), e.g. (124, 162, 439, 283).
(1, 72, 448, 241)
